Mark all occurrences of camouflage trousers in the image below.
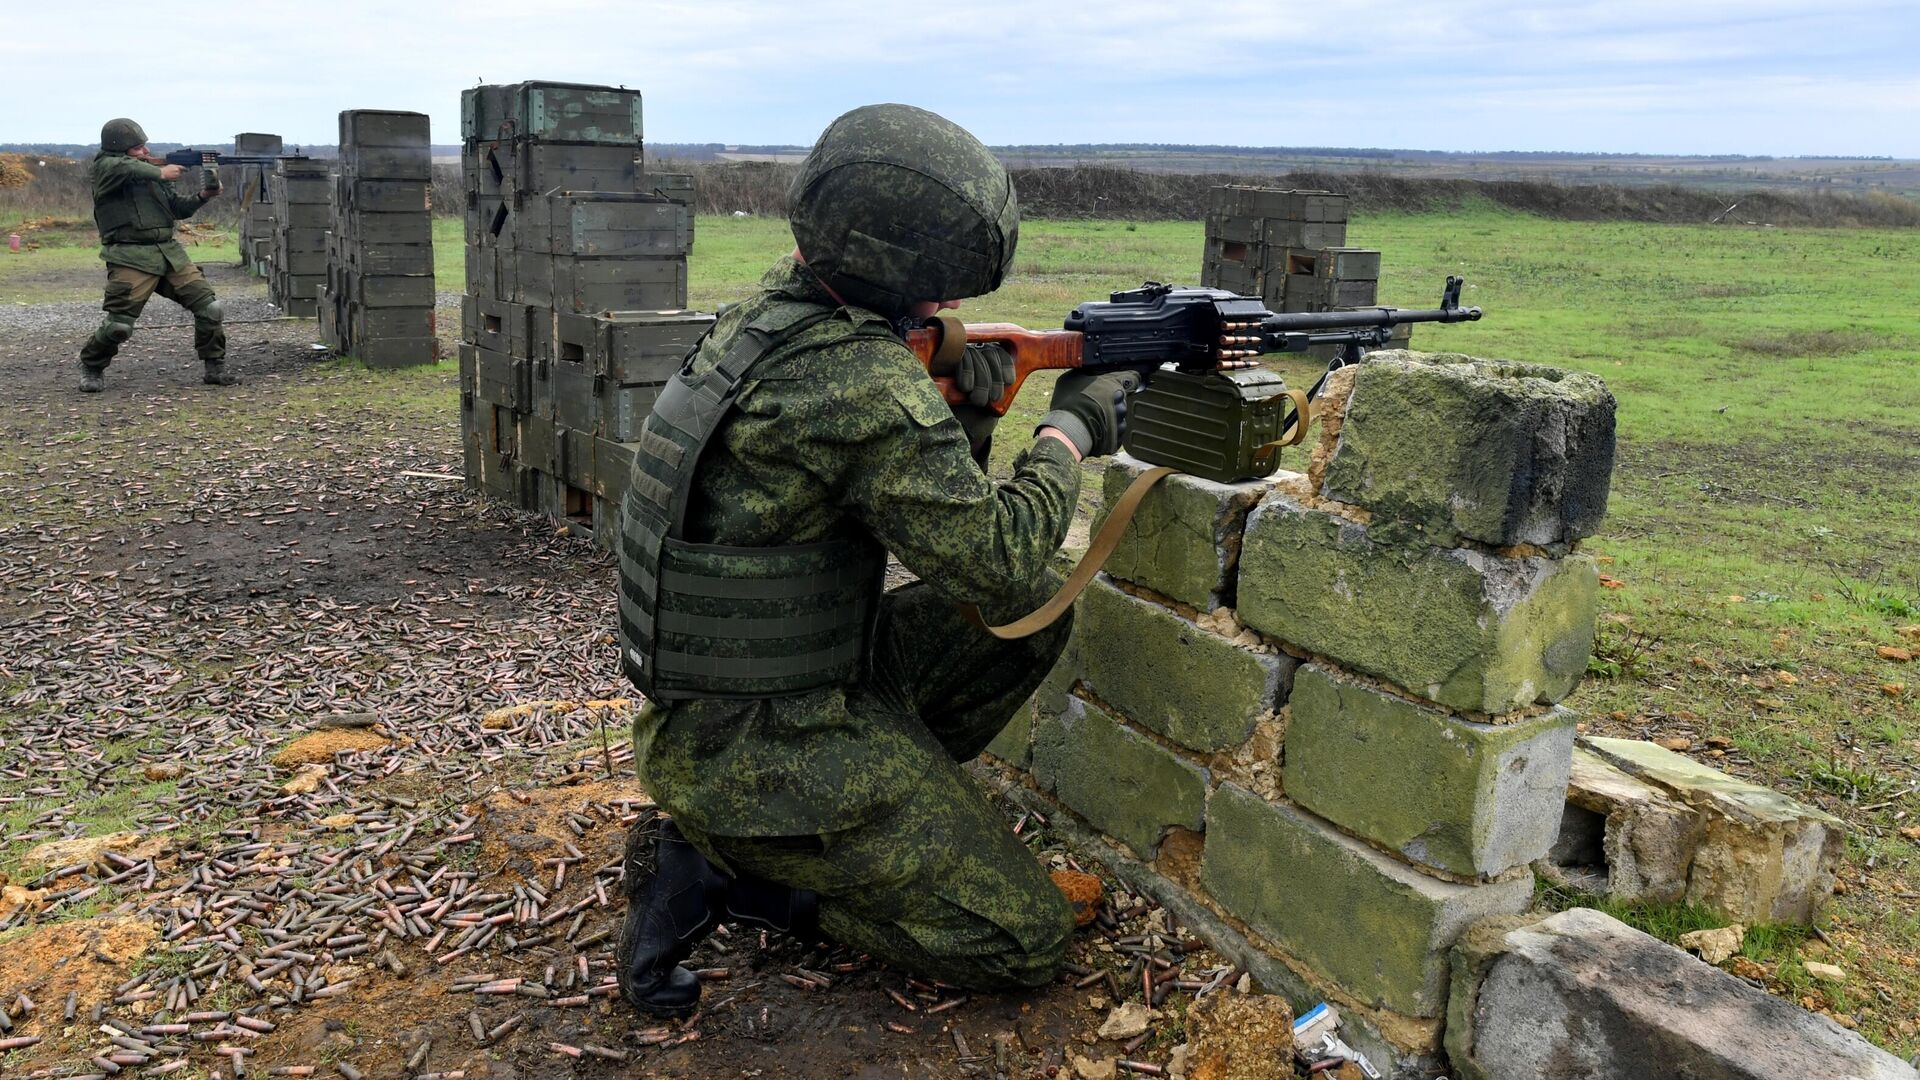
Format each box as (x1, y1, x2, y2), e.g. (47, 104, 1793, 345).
(79, 263, 225, 370)
(677, 582, 1076, 991)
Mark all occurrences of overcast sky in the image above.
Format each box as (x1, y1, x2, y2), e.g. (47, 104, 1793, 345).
(5, 0, 1915, 156)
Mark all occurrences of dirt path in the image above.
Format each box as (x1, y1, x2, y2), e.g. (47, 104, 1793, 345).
(0, 263, 1226, 1079)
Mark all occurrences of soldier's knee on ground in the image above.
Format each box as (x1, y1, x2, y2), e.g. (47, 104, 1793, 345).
(962, 886, 1075, 990)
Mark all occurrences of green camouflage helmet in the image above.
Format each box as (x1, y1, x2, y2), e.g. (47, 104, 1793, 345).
(101, 118, 148, 153)
(789, 104, 1018, 315)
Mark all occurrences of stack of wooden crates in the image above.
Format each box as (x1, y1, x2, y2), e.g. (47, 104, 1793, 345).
(458, 80, 705, 549)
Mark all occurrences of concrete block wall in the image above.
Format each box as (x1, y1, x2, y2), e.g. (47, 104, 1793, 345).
(266, 158, 330, 318)
(457, 81, 702, 543)
(982, 351, 1619, 1075)
(319, 110, 437, 367)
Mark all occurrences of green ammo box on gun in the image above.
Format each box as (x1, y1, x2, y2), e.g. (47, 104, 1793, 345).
(1124, 367, 1304, 484)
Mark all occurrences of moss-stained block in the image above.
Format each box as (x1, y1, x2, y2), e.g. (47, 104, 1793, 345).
(1238, 494, 1599, 714)
(1284, 665, 1575, 877)
(1080, 576, 1292, 753)
(1099, 452, 1292, 610)
(1318, 353, 1616, 553)
(1033, 698, 1208, 858)
(1201, 784, 1534, 1017)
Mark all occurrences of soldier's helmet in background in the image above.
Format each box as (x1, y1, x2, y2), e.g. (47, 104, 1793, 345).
(101, 119, 149, 154)
(788, 104, 1019, 316)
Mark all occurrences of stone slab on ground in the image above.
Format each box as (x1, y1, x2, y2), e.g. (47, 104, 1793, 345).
(1200, 783, 1534, 1017)
(1098, 452, 1290, 610)
(1446, 908, 1918, 1080)
(1033, 698, 1209, 858)
(1284, 664, 1575, 877)
(1316, 352, 1616, 552)
(1579, 737, 1844, 924)
(1079, 575, 1291, 753)
(1237, 493, 1599, 714)
(1551, 743, 1704, 904)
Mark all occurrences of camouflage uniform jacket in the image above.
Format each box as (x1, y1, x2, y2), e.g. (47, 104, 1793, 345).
(633, 256, 1081, 838)
(90, 152, 210, 275)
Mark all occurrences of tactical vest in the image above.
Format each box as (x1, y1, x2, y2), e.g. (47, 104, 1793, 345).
(618, 301, 892, 702)
(92, 155, 179, 247)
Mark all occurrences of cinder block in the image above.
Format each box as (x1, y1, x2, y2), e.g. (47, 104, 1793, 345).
(1283, 665, 1576, 877)
(1097, 452, 1286, 610)
(1201, 785, 1533, 1017)
(1033, 698, 1207, 858)
(1317, 353, 1618, 553)
(1238, 493, 1600, 714)
(1078, 576, 1290, 753)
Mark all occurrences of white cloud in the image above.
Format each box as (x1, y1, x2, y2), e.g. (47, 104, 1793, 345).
(1, 0, 1914, 155)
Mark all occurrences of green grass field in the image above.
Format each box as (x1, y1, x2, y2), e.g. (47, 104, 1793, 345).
(3, 208, 1917, 1051)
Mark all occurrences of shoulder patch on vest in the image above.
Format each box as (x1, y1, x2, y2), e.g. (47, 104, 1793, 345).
(886, 375, 958, 430)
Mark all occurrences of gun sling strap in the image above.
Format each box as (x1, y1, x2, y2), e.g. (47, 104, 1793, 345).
(960, 389, 1314, 641)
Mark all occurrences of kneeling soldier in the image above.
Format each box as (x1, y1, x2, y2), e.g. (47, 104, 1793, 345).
(615, 103, 1137, 1017)
(78, 117, 236, 393)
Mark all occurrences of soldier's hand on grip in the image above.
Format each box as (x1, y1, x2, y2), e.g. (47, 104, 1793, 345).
(159, 164, 186, 182)
(1038, 370, 1141, 458)
(954, 343, 1015, 407)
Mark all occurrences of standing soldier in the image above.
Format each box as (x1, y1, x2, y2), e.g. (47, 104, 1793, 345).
(77, 118, 237, 393)
(614, 104, 1137, 1017)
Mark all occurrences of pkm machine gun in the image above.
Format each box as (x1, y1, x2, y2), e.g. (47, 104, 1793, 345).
(906, 277, 1482, 482)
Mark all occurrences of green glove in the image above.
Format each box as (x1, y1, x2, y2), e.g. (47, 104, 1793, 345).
(953, 343, 1015, 407)
(1038, 370, 1141, 458)
(948, 343, 1015, 458)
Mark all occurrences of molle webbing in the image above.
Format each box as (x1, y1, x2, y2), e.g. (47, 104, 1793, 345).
(618, 306, 885, 701)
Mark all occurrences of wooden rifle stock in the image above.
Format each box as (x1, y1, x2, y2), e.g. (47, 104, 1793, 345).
(904, 313, 1085, 416)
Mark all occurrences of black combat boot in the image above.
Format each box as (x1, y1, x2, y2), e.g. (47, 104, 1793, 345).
(78, 365, 106, 393)
(616, 816, 819, 1018)
(203, 361, 240, 386)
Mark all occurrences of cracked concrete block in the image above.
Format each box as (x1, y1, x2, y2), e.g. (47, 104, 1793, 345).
(1238, 493, 1600, 714)
(1284, 664, 1575, 877)
(1098, 452, 1290, 610)
(1447, 908, 1917, 1080)
(1580, 738, 1844, 924)
(1549, 743, 1705, 905)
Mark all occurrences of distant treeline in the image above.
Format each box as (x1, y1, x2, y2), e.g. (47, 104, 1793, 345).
(654, 160, 1920, 228)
